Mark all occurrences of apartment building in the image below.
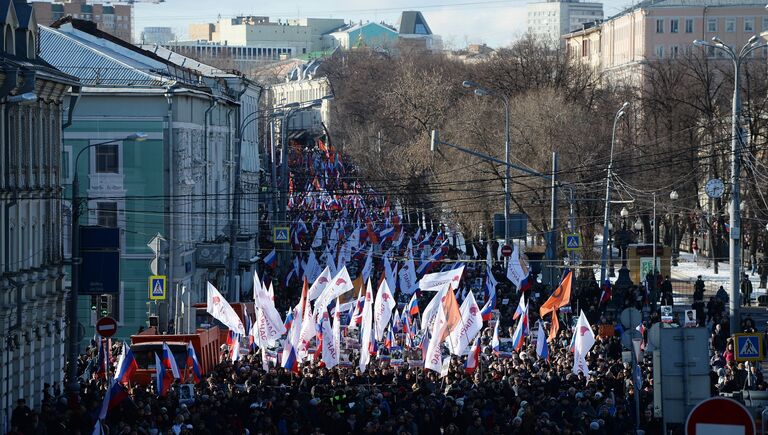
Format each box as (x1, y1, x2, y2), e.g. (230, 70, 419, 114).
(31, 0, 132, 41)
(527, 0, 604, 46)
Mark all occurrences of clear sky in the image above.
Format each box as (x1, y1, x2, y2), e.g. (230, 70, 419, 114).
(133, 0, 635, 49)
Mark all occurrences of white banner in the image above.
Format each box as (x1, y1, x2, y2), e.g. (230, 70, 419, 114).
(206, 282, 245, 334)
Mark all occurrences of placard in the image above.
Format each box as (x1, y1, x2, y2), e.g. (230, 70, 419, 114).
(661, 305, 673, 323)
(684, 309, 696, 327)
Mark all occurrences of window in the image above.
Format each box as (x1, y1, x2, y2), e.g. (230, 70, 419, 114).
(656, 18, 664, 33)
(96, 202, 118, 228)
(62, 148, 71, 182)
(685, 18, 694, 33)
(707, 46, 716, 57)
(655, 45, 665, 58)
(670, 45, 679, 58)
(725, 18, 735, 32)
(707, 18, 717, 32)
(670, 19, 679, 33)
(744, 18, 754, 32)
(95, 143, 119, 173)
(763, 17, 768, 31)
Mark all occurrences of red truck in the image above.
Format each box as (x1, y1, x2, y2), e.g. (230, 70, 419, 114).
(129, 326, 221, 385)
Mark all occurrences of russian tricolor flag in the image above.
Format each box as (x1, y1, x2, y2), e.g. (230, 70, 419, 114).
(511, 313, 527, 352)
(114, 343, 138, 386)
(281, 341, 299, 373)
(154, 353, 171, 396)
(407, 293, 420, 316)
(264, 249, 277, 269)
(465, 337, 481, 373)
(186, 342, 202, 383)
(491, 320, 500, 354)
(536, 321, 549, 361)
(480, 291, 496, 322)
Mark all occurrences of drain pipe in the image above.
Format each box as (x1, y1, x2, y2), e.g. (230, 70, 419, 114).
(164, 84, 177, 333)
(203, 98, 218, 240)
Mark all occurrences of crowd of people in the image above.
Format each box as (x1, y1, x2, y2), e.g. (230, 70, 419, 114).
(8, 136, 765, 435)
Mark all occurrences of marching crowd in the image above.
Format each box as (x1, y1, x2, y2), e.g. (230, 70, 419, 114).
(8, 137, 765, 435)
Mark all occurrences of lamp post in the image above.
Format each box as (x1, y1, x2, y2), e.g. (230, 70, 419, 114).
(601, 102, 630, 285)
(694, 35, 768, 334)
(66, 133, 147, 396)
(462, 80, 510, 248)
(620, 206, 629, 266)
(670, 190, 679, 266)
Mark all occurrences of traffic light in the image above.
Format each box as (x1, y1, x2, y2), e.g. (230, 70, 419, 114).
(99, 295, 111, 317)
(90, 296, 97, 312)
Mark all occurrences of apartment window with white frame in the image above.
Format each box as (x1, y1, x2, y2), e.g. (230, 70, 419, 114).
(670, 45, 679, 58)
(744, 17, 754, 32)
(95, 143, 119, 173)
(670, 18, 679, 33)
(763, 17, 768, 31)
(685, 18, 693, 33)
(707, 18, 717, 32)
(96, 202, 118, 228)
(655, 45, 664, 58)
(656, 18, 664, 33)
(725, 18, 735, 32)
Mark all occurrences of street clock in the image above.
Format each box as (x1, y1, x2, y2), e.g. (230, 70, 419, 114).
(705, 178, 725, 199)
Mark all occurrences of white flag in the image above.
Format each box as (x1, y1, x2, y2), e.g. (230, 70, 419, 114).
(320, 312, 339, 369)
(361, 246, 374, 284)
(253, 273, 286, 340)
(448, 292, 482, 356)
(506, 245, 528, 288)
(572, 310, 595, 378)
(297, 304, 316, 361)
(421, 287, 448, 332)
(315, 266, 354, 313)
(312, 223, 324, 248)
(359, 280, 375, 372)
(304, 250, 322, 284)
(398, 250, 418, 295)
(373, 279, 396, 341)
(418, 265, 465, 293)
(308, 266, 332, 301)
(383, 252, 397, 294)
(425, 301, 448, 373)
(206, 282, 245, 334)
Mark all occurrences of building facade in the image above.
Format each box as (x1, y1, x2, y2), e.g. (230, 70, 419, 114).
(527, 0, 603, 46)
(0, 1, 78, 431)
(31, 0, 132, 41)
(140, 26, 175, 44)
(563, 0, 768, 84)
(39, 18, 261, 343)
(324, 21, 399, 50)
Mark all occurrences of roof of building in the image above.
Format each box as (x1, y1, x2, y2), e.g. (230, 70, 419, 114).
(607, 0, 766, 21)
(397, 11, 432, 35)
(40, 17, 204, 88)
(139, 44, 241, 78)
(328, 20, 398, 36)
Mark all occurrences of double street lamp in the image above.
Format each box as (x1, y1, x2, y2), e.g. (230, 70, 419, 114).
(670, 190, 679, 266)
(693, 35, 768, 334)
(66, 133, 147, 396)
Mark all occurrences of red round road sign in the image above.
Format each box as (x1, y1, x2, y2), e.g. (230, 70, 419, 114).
(95, 316, 118, 338)
(501, 245, 513, 257)
(685, 397, 755, 435)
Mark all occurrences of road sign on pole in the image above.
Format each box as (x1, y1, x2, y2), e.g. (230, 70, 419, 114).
(734, 333, 763, 362)
(149, 275, 167, 301)
(95, 316, 118, 338)
(564, 234, 581, 251)
(685, 397, 755, 435)
(274, 227, 290, 244)
(501, 245, 513, 257)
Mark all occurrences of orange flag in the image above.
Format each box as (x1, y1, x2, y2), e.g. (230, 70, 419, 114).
(539, 270, 573, 317)
(440, 286, 462, 341)
(548, 309, 559, 343)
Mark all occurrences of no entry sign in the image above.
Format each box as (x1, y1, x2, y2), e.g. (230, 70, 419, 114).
(685, 397, 754, 435)
(96, 316, 118, 338)
(501, 245, 513, 257)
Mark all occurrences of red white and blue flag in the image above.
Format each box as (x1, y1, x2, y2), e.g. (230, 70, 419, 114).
(264, 249, 277, 269)
(407, 293, 420, 316)
(536, 321, 549, 361)
(464, 337, 481, 373)
(186, 342, 202, 383)
(114, 342, 138, 386)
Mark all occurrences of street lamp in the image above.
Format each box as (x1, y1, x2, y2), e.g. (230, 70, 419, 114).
(66, 133, 147, 396)
(601, 102, 630, 285)
(693, 35, 767, 334)
(462, 80, 511, 249)
(670, 190, 679, 266)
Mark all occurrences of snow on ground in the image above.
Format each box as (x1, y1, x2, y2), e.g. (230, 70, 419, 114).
(672, 252, 765, 295)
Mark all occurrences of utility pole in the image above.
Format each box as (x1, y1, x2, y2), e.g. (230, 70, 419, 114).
(549, 152, 558, 287)
(601, 102, 630, 285)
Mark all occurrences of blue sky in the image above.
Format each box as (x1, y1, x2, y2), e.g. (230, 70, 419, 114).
(133, 0, 634, 48)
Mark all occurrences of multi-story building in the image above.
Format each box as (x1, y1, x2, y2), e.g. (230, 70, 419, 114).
(39, 18, 262, 342)
(141, 26, 175, 44)
(187, 15, 345, 56)
(527, 0, 603, 46)
(563, 0, 768, 84)
(31, 0, 132, 41)
(323, 21, 399, 50)
(0, 0, 78, 430)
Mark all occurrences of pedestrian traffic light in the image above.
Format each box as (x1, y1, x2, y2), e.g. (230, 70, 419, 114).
(99, 295, 111, 317)
(90, 296, 97, 312)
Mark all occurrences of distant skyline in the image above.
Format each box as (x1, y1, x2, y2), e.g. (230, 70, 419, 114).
(131, 0, 634, 48)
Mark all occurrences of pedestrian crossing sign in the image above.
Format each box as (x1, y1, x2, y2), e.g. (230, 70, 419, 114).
(734, 333, 762, 361)
(564, 234, 581, 251)
(149, 275, 166, 301)
(274, 227, 290, 244)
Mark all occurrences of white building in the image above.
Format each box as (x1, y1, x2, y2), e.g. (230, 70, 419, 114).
(141, 26, 175, 44)
(527, 0, 603, 45)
